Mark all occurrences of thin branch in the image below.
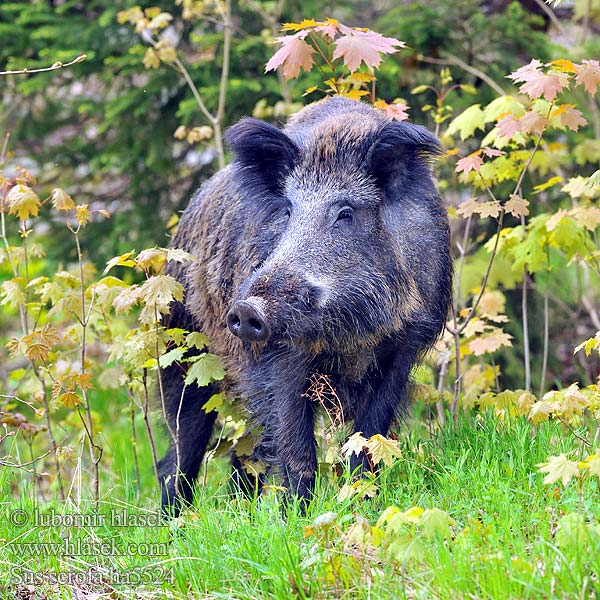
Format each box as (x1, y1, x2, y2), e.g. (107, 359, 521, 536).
(532, 0, 567, 36)
(419, 54, 507, 96)
(0, 55, 87, 76)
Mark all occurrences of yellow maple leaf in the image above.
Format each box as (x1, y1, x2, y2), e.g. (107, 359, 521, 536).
(537, 454, 579, 486)
(365, 434, 402, 466)
(7, 184, 41, 220)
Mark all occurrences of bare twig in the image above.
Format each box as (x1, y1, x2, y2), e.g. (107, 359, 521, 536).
(70, 225, 102, 504)
(140, 371, 160, 486)
(419, 54, 507, 96)
(0, 54, 87, 76)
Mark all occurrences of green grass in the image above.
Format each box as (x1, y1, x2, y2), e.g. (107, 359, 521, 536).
(1, 405, 599, 599)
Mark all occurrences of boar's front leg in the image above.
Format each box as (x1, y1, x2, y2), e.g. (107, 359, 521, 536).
(248, 353, 316, 502)
(350, 350, 415, 473)
(276, 389, 316, 500)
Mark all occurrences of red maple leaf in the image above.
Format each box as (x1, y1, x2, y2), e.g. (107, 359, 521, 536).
(456, 153, 483, 174)
(574, 60, 600, 95)
(333, 27, 405, 71)
(265, 31, 314, 79)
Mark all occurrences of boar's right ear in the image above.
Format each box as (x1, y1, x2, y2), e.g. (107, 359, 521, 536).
(367, 121, 442, 189)
(225, 118, 300, 195)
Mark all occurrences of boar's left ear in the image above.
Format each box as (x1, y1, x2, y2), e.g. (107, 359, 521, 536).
(225, 118, 300, 195)
(367, 121, 442, 188)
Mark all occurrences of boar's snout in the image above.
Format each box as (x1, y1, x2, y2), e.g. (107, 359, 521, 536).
(227, 298, 270, 342)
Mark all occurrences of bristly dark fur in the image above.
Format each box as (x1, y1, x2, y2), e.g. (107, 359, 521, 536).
(158, 97, 453, 516)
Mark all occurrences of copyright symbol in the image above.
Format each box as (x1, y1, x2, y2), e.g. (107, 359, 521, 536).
(10, 509, 28, 527)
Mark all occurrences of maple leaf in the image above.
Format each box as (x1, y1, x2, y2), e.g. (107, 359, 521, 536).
(478, 202, 502, 219)
(314, 18, 338, 39)
(551, 59, 576, 73)
(517, 392, 536, 416)
(583, 452, 600, 478)
(497, 114, 522, 139)
(419, 508, 456, 539)
(537, 454, 579, 486)
(186, 331, 210, 350)
(468, 331, 512, 356)
(558, 383, 589, 419)
(481, 147, 504, 158)
(545, 208, 568, 232)
(365, 433, 402, 467)
(341, 431, 368, 458)
(479, 290, 506, 317)
(139, 274, 183, 307)
(143, 48, 160, 70)
(112, 285, 141, 314)
(562, 177, 598, 199)
(528, 400, 553, 424)
(49, 188, 75, 211)
(166, 248, 196, 263)
(185, 353, 225, 387)
(333, 29, 405, 71)
(519, 110, 547, 135)
(136, 248, 167, 273)
(158, 346, 187, 368)
(75, 203, 91, 226)
(446, 105, 485, 140)
(533, 176, 563, 193)
(508, 59, 545, 84)
(7, 184, 41, 220)
(265, 32, 314, 79)
(571, 206, 600, 231)
(456, 153, 483, 174)
(457, 198, 489, 218)
(504, 194, 529, 217)
(574, 59, 600, 94)
(555, 104, 587, 131)
(508, 60, 568, 101)
(374, 100, 409, 121)
(281, 19, 317, 32)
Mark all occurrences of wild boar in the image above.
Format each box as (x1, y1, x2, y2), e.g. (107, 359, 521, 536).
(159, 97, 452, 514)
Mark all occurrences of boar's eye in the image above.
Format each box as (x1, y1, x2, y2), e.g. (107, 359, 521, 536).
(285, 207, 291, 219)
(335, 207, 354, 226)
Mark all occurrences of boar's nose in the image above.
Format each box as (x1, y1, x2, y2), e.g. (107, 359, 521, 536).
(227, 300, 270, 342)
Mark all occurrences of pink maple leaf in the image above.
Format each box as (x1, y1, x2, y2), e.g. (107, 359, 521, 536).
(520, 72, 567, 101)
(508, 59, 568, 101)
(508, 59, 545, 83)
(456, 154, 483, 174)
(384, 102, 409, 121)
(559, 105, 587, 131)
(265, 31, 314, 79)
(481, 147, 505, 158)
(520, 110, 547, 135)
(497, 114, 522, 139)
(333, 28, 405, 71)
(315, 18, 338, 39)
(574, 60, 600, 95)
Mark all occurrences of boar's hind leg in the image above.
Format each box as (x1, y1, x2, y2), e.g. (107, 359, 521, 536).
(350, 350, 414, 474)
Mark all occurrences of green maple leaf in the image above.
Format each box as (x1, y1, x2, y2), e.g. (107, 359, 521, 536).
(184, 353, 225, 387)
